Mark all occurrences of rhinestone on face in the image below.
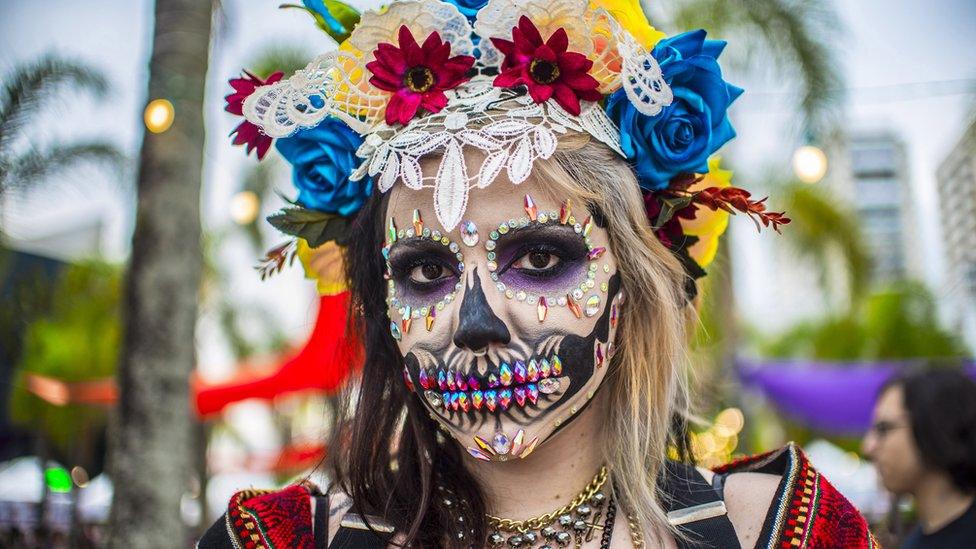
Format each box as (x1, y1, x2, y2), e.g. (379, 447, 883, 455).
(419, 368, 431, 390)
(390, 321, 402, 341)
(584, 295, 601, 317)
(527, 383, 539, 404)
(524, 194, 538, 221)
(537, 296, 548, 322)
(425, 390, 443, 407)
(499, 363, 513, 386)
(492, 432, 511, 454)
(566, 296, 583, 319)
(485, 239, 496, 251)
(527, 359, 538, 382)
(552, 355, 563, 375)
(498, 389, 512, 410)
(460, 220, 479, 246)
(538, 378, 559, 395)
(412, 209, 423, 235)
(514, 360, 527, 384)
(540, 357, 551, 378)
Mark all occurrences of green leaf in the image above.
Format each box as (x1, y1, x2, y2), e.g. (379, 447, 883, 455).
(279, 1, 360, 44)
(654, 194, 696, 228)
(266, 207, 350, 247)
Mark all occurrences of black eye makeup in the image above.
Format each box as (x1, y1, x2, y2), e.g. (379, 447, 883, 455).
(383, 211, 465, 340)
(484, 195, 611, 321)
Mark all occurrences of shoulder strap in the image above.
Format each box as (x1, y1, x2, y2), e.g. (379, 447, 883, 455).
(660, 461, 740, 549)
(326, 512, 392, 548)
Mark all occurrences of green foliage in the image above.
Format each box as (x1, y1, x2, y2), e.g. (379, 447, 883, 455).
(0, 54, 125, 194)
(778, 180, 873, 306)
(667, 0, 844, 137)
(761, 280, 970, 360)
(279, 1, 360, 44)
(9, 261, 122, 456)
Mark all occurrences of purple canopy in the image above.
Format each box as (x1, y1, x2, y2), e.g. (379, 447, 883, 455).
(736, 359, 976, 435)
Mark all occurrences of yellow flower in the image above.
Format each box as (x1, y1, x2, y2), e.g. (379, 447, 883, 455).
(680, 156, 732, 267)
(589, 0, 665, 49)
(297, 239, 348, 296)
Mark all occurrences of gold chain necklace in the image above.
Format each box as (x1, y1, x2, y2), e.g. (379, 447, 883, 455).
(485, 466, 610, 547)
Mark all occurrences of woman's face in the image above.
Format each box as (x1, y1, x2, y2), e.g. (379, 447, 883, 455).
(861, 386, 924, 495)
(383, 160, 622, 461)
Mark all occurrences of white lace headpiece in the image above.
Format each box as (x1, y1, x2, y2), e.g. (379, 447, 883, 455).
(243, 0, 673, 231)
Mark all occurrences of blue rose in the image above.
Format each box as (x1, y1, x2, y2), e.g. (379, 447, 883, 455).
(444, 0, 488, 20)
(275, 118, 370, 216)
(605, 30, 743, 190)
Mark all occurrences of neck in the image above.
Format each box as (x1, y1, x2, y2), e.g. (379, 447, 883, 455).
(912, 472, 974, 533)
(464, 392, 608, 519)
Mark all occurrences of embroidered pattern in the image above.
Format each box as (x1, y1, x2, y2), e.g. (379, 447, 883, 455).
(225, 484, 314, 549)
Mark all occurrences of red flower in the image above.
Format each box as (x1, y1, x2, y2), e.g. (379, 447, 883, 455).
(225, 70, 284, 160)
(490, 16, 602, 116)
(366, 26, 476, 126)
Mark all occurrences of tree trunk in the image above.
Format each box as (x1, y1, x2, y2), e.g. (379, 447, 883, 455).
(107, 1, 212, 546)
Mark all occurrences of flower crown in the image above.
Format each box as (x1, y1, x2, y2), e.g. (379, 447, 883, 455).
(227, 0, 789, 298)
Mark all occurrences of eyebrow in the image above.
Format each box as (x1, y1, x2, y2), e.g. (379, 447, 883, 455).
(386, 236, 454, 262)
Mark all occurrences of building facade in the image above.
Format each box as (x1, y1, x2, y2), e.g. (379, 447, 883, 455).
(936, 125, 976, 350)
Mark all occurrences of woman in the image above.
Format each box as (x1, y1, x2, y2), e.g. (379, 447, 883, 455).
(862, 369, 976, 548)
(202, 0, 875, 546)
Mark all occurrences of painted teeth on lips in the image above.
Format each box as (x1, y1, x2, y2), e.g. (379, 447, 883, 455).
(420, 354, 564, 413)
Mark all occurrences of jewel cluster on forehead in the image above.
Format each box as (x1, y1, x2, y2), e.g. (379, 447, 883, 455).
(383, 209, 464, 340)
(485, 194, 610, 322)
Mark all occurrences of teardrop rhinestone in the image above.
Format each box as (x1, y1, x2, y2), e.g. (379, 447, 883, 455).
(412, 209, 423, 235)
(514, 360, 527, 384)
(514, 387, 526, 407)
(468, 447, 492, 461)
(419, 368, 431, 390)
(488, 373, 499, 388)
(610, 304, 618, 328)
(390, 321, 402, 341)
(551, 355, 563, 376)
(526, 359, 539, 382)
(498, 389, 512, 410)
(559, 199, 572, 224)
(460, 220, 479, 247)
(523, 194, 538, 221)
(386, 218, 397, 246)
(472, 390, 484, 410)
(581, 215, 593, 237)
(437, 370, 448, 391)
(442, 392, 451, 410)
(538, 378, 559, 394)
(499, 363, 513, 386)
(587, 247, 606, 260)
(596, 343, 605, 368)
(456, 370, 467, 391)
(458, 392, 470, 412)
(491, 432, 511, 455)
(584, 295, 601, 317)
(425, 390, 443, 407)
(536, 296, 548, 322)
(450, 392, 460, 411)
(567, 295, 583, 319)
(447, 369, 457, 390)
(527, 383, 539, 404)
(485, 390, 497, 412)
(539, 358, 551, 378)
(467, 374, 480, 390)
(402, 366, 414, 391)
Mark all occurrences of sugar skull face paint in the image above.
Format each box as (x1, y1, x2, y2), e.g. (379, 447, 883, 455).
(384, 169, 622, 461)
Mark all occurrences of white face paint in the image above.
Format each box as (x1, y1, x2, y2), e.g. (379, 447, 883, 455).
(383, 162, 623, 461)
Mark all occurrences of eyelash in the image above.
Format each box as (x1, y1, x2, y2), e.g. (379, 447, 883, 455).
(392, 257, 458, 290)
(502, 243, 574, 278)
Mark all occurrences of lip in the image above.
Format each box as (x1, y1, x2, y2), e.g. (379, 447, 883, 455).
(418, 354, 564, 413)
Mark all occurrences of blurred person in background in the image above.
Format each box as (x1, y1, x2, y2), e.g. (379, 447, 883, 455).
(862, 369, 976, 548)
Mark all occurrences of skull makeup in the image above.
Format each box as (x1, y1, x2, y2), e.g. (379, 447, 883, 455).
(384, 158, 622, 461)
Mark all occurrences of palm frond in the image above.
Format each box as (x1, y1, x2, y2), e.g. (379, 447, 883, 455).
(669, 0, 845, 137)
(779, 180, 872, 305)
(0, 54, 110, 151)
(0, 141, 126, 194)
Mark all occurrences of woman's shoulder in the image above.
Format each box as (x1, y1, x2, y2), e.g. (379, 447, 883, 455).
(714, 442, 880, 549)
(197, 482, 320, 549)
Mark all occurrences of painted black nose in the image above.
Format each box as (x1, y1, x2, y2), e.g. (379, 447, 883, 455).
(453, 268, 511, 350)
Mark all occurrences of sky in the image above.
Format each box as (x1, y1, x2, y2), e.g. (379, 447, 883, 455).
(1, 0, 975, 356)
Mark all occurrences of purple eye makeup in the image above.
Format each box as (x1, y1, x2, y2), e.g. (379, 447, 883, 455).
(484, 195, 609, 321)
(384, 210, 465, 339)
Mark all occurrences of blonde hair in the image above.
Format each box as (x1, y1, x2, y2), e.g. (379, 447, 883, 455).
(533, 132, 693, 540)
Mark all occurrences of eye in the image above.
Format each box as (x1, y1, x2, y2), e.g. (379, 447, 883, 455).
(409, 262, 448, 283)
(516, 250, 561, 271)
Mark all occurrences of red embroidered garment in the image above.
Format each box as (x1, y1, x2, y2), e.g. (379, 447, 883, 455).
(201, 444, 879, 549)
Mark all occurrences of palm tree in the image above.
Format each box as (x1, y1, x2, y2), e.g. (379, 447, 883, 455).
(663, 0, 844, 137)
(0, 55, 124, 196)
(107, 0, 213, 546)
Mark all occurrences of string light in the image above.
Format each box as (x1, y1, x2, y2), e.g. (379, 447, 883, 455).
(792, 145, 828, 184)
(144, 99, 175, 133)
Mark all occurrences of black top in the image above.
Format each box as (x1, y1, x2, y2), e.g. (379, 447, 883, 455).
(198, 463, 739, 548)
(902, 500, 976, 549)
